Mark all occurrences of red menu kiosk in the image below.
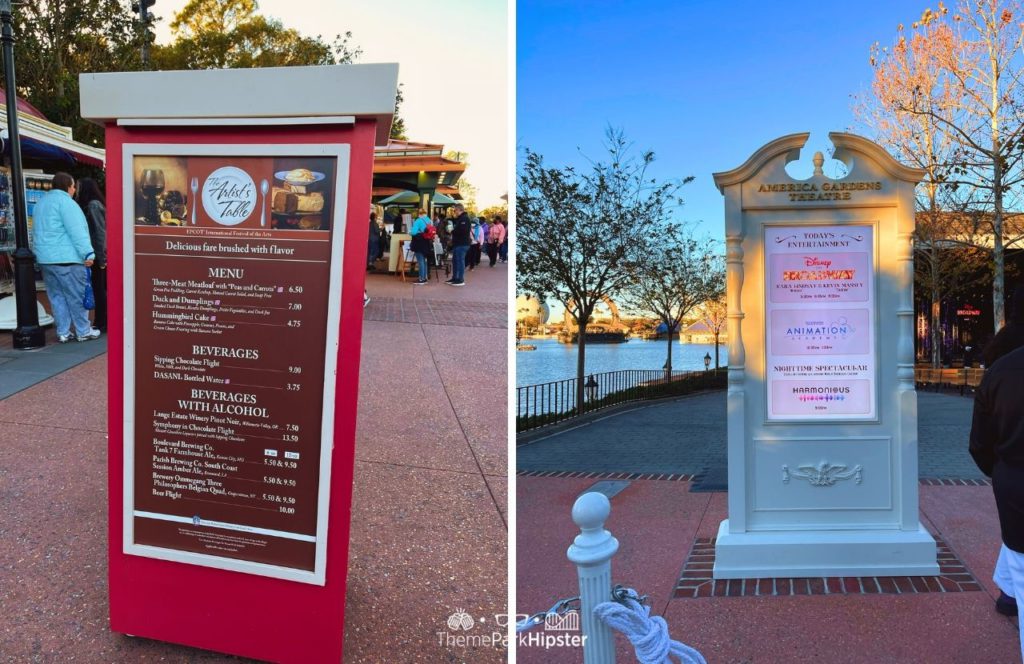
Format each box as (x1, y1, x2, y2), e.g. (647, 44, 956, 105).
(80, 64, 398, 662)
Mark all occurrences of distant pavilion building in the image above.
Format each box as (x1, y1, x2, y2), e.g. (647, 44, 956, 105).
(912, 211, 1024, 364)
(371, 139, 466, 213)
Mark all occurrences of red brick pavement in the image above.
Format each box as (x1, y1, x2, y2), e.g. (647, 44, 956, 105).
(516, 476, 1020, 664)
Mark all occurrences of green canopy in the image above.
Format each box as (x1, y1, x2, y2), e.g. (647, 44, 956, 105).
(431, 192, 459, 206)
(378, 190, 460, 207)
(377, 190, 420, 206)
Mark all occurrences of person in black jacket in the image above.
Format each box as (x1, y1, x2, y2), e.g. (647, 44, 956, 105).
(982, 286, 1024, 368)
(76, 178, 107, 332)
(367, 212, 380, 271)
(970, 288, 1024, 645)
(447, 204, 471, 287)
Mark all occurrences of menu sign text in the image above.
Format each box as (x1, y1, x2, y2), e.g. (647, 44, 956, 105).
(765, 225, 876, 421)
(124, 146, 348, 583)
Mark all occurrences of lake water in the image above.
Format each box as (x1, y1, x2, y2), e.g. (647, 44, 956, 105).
(516, 337, 723, 386)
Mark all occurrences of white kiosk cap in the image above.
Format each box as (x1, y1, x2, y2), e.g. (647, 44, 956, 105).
(79, 63, 399, 144)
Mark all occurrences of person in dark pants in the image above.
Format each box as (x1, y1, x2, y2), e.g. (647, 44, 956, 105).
(467, 217, 482, 271)
(76, 178, 107, 332)
(447, 204, 471, 287)
(34, 173, 98, 342)
(487, 216, 505, 267)
(367, 212, 380, 270)
(409, 207, 432, 285)
(499, 218, 508, 263)
(970, 284, 1024, 654)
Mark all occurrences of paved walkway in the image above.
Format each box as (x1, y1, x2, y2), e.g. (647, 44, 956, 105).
(517, 476, 1019, 663)
(0, 315, 107, 399)
(518, 390, 983, 480)
(0, 261, 508, 662)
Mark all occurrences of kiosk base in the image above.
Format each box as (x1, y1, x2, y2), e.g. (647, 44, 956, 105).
(712, 519, 939, 579)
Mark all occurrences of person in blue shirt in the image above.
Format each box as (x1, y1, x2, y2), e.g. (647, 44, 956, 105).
(32, 172, 99, 342)
(409, 207, 433, 285)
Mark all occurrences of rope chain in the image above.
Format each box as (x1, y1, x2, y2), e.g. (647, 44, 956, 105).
(515, 584, 649, 634)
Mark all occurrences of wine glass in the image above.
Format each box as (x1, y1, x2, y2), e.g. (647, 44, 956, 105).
(140, 169, 165, 225)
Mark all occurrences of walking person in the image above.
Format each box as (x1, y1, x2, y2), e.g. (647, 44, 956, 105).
(409, 208, 433, 285)
(468, 217, 483, 270)
(435, 212, 450, 251)
(33, 172, 99, 342)
(971, 286, 1024, 631)
(367, 212, 380, 271)
(487, 216, 505, 267)
(983, 286, 1024, 368)
(499, 218, 509, 263)
(75, 177, 107, 332)
(970, 351, 1024, 659)
(447, 204, 471, 287)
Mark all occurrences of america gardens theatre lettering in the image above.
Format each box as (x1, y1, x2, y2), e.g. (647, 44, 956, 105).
(124, 143, 349, 584)
(758, 180, 883, 202)
(765, 225, 876, 421)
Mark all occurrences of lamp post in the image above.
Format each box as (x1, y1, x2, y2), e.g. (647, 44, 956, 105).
(2, 0, 44, 350)
(132, 0, 156, 69)
(585, 375, 598, 404)
(704, 352, 711, 371)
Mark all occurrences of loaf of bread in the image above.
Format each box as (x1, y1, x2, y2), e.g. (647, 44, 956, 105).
(286, 168, 316, 184)
(272, 188, 324, 214)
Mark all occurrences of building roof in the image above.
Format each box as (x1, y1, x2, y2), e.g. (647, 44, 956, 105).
(372, 139, 466, 199)
(682, 321, 713, 334)
(0, 88, 104, 167)
(916, 210, 1024, 249)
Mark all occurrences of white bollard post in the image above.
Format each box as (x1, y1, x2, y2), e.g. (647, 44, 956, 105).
(567, 492, 619, 664)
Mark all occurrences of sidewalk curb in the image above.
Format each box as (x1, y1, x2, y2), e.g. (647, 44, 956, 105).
(515, 388, 726, 447)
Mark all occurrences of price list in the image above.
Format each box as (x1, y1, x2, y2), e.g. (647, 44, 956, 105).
(131, 224, 335, 571)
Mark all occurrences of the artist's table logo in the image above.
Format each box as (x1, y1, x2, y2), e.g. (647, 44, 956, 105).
(202, 166, 256, 226)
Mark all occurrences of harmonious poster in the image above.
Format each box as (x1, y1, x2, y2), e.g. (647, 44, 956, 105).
(764, 224, 876, 421)
(124, 148, 347, 582)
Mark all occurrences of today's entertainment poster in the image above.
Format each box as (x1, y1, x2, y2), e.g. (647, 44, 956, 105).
(764, 224, 876, 421)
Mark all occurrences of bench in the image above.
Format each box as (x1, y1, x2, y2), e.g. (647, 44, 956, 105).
(914, 366, 985, 395)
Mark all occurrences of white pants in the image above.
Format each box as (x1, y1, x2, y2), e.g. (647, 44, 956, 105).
(994, 544, 1024, 662)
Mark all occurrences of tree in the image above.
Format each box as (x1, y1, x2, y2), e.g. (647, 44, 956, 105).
(444, 151, 478, 212)
(700, 294, 728, 370)
(914, 212, 990, 365)
(867, 1, 1024, 333)
(625, 228, 722, 374)
(157, 1, 411, 139)
(390, 84, 408, 140)
(478, 203, 508, 222)
(153, 0, 360, 70)
(6, 0, 418, 157)
(860, 5, 987, 366)
(8, 1, 138, 147)
(517, 129, 687, 412)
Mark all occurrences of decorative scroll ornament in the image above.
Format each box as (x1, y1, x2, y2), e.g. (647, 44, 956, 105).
(782, 461, 862, 487)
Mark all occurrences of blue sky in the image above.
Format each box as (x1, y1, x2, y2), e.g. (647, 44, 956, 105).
(517, 0, 930, 241)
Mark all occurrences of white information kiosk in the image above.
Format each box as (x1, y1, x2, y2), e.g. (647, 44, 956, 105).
(712, 132, 939, 578)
